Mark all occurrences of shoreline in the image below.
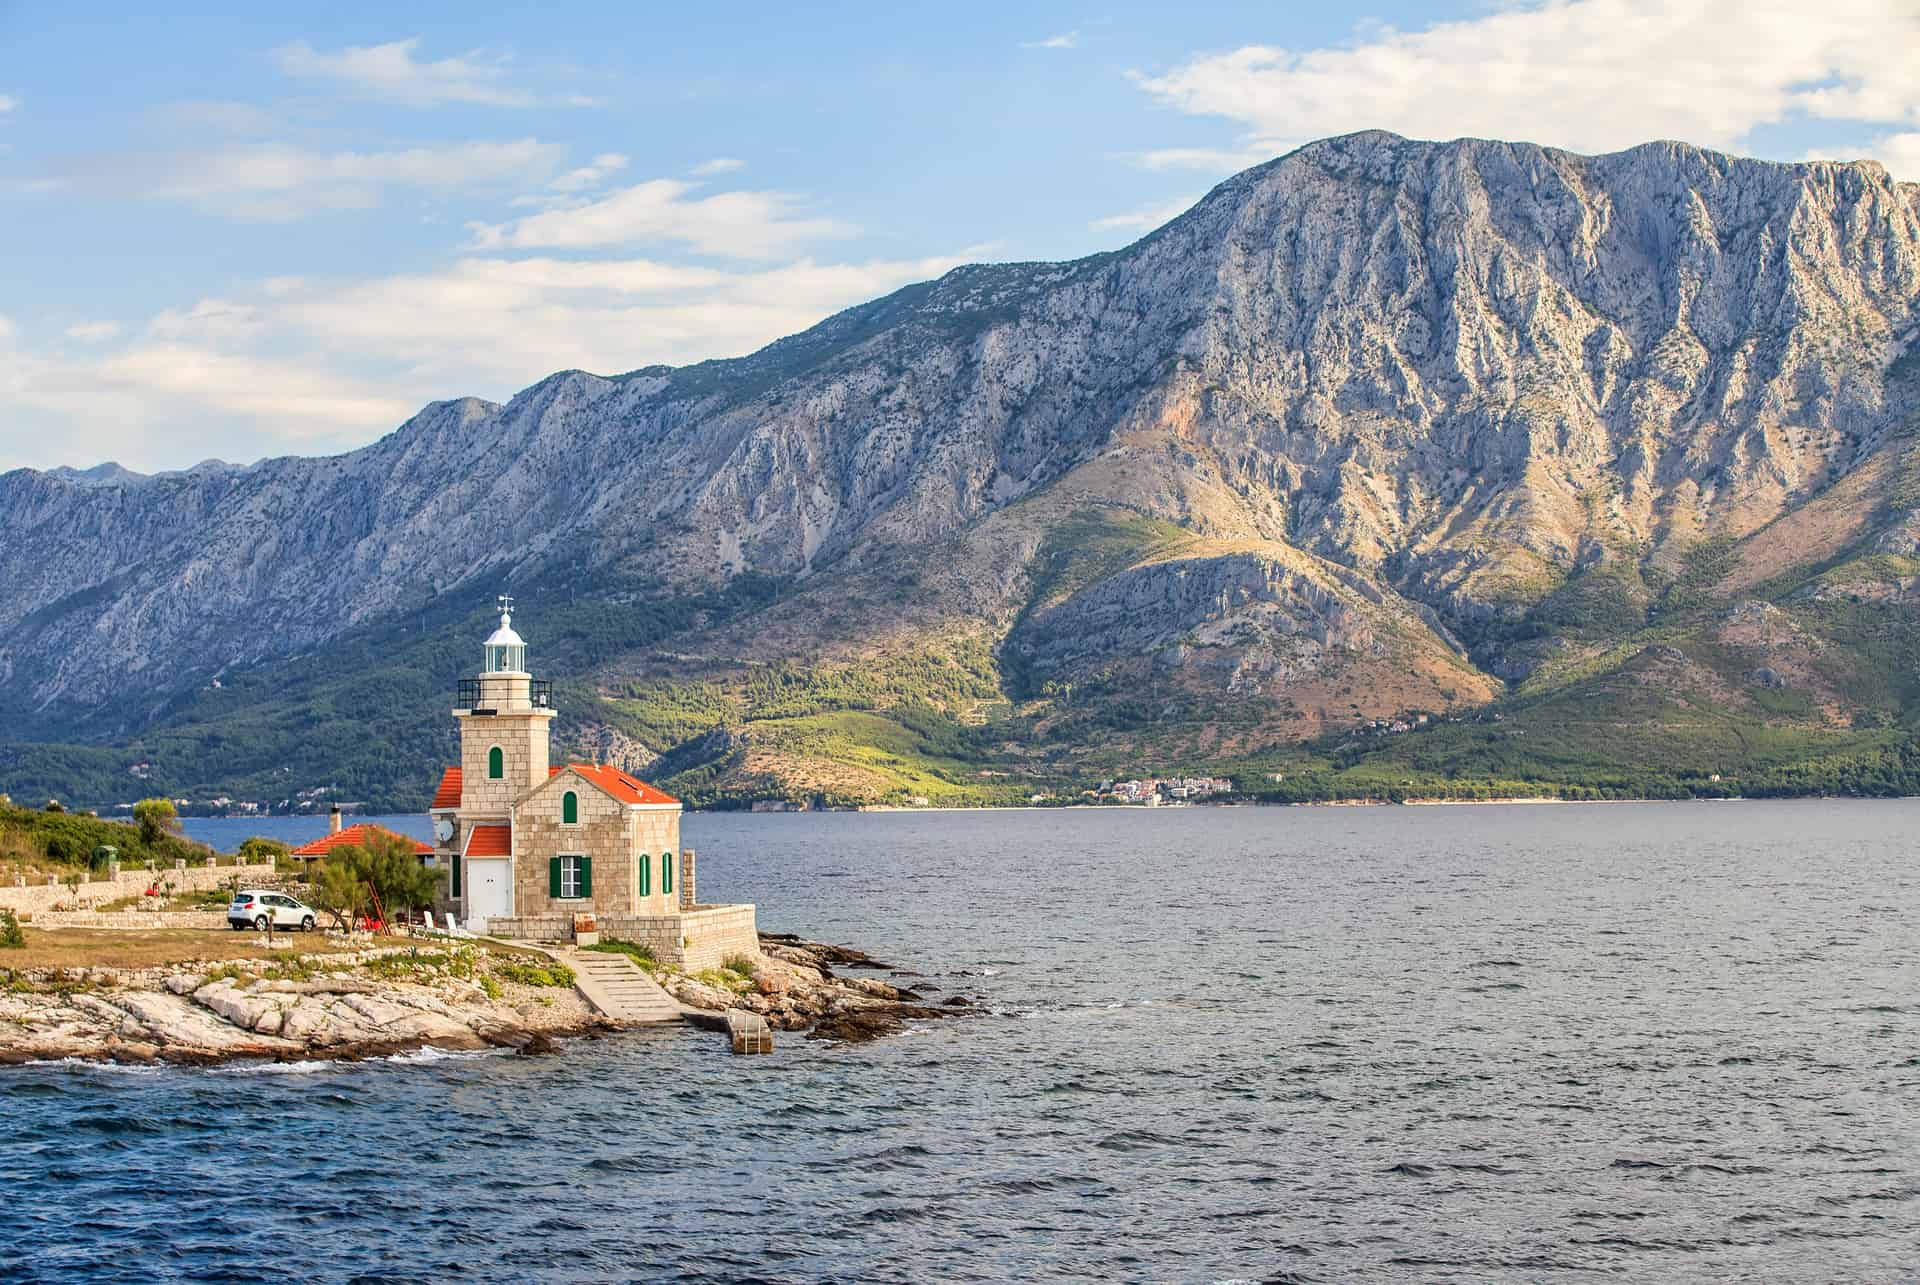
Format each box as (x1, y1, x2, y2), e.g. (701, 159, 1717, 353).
(0, 931, 967, 1070)
(159, 793, 1917, 831)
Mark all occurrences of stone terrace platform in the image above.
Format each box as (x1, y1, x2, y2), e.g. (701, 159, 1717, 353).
(485, 903, 758, 972)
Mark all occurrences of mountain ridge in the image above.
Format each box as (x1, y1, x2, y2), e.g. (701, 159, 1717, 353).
(5, 130, 1920, 808)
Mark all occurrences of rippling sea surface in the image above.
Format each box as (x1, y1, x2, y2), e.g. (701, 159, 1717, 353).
(5, 800, 1918, 1282)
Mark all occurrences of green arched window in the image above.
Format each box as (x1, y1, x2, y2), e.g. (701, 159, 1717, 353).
(662, 852, 674, 896)
(562, 791, 578, 824)
(638, 853, 651, 897)
(487, 746, 504, 780)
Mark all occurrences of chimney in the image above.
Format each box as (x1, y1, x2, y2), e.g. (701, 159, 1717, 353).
(328, 804, 342, 835)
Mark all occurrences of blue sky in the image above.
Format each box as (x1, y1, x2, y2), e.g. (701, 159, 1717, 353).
(2, 0, 1915, 472)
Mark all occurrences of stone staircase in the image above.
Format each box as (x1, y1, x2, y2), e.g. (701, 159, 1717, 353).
(561, 949, 684, 1024)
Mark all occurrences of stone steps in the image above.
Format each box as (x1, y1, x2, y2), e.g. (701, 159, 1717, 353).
(558, 948, 684, 1024)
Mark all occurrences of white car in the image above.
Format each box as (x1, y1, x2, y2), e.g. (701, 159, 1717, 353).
(228, 889, 318, 932)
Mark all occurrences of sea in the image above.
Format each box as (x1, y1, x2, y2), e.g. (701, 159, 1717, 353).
(2, 800, 1916, 1282)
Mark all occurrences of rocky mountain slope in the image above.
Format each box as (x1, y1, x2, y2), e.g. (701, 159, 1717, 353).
(4, 131, 1920, 807)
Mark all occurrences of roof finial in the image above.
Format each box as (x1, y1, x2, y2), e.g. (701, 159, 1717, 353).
(498, 593, 514, 627)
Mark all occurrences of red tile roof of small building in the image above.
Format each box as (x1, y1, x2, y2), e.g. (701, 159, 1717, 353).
(465, 824, 511, 857)
(431, 766, 462, 810)
(290, 823, 434, 858)
(550, 762, 680, 806)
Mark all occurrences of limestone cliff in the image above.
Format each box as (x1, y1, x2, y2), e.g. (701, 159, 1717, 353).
(3, 131, 1919, 797)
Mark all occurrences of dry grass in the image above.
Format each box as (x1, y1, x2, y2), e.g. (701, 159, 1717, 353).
(0, 927, 405, 972)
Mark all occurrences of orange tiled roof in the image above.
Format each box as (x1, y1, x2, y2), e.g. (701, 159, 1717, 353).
(465, 824, 511, 857)
(431, 766, 462, 810)
(290, 823, 434, 858)
(550, 762, 680, 806)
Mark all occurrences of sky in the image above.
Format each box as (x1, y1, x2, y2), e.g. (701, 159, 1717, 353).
(1, 0, 1916, 474)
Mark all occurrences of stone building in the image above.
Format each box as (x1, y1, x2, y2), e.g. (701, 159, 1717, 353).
(428, 600, 758, 969)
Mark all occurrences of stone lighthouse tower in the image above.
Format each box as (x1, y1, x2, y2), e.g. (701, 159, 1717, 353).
(455, 596, 556, 817)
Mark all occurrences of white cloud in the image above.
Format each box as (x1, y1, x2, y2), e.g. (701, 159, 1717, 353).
(0, 95, 17, 115)
(0, 247, 971, 471)
(150, 101, 277, 136)
(1127, 145, 1273, 173)
(692, 157, 744, 176)
(0, 342, 420, 470)
(1805, 132, 1920, 178)
(1089, 196, 1199, 235)
(549, 152, 629, 192)
(272, 38, 545, 108)
(147, 298, 262, 343)
(467, 178, 853, 258)
(0, 314, 15, 342)
(64, 321, 122, 342)
(273, 252, 970, 379)
(1022, 33, 1078, 50)
(36, 138, 564, 218)
(1135, 0, 1920, 174)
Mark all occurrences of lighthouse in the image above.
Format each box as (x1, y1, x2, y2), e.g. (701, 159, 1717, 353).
(426, 599, 759, 968)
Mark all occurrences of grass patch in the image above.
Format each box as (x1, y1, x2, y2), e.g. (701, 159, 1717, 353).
(585, 939, 660, 973)
(695, 967, 753, 994)
(492, 958, 576, 988)
(0, 927, 396, 973)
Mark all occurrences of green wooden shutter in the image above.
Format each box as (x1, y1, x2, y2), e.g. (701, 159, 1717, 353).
(548, 857, 561, 899)
(638, 853, 650, 896)
(563, 791, 578, 824)
(489, 747, 504, 779)
(451, 854, 461, 897)
(578, 857, 592, 897)
(662, 852, 673, 895)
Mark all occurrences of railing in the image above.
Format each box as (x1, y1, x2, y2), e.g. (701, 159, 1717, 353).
(456, 678, 554, 711)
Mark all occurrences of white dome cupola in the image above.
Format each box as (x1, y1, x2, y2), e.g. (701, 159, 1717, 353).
(484, 595, 527, 674)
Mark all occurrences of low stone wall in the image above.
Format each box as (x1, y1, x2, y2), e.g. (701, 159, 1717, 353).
(27, 910, 232, 931)
(0, 860, 277, 916)
(487, 903, 758, 970)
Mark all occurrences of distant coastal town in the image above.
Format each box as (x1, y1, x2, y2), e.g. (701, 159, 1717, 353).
(99, 774, 1244, 819)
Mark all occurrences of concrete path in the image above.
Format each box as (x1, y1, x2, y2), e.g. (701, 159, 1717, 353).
(560, 948, 684, 1024)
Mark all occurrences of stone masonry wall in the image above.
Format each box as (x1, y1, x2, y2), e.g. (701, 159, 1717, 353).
(512, 772, 682, 919)
(0, 859, 276, 916)
(489, 903, 758, 970)
(457, 705, 554, 818)
(29, 910, 231, 930)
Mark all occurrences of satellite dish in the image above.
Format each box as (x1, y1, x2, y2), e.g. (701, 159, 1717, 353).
(434, 818, 455, 842)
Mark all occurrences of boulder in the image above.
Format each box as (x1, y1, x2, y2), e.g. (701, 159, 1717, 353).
(753, 969, 788, 995)
(806, 1009, 903, 1044)
(667, 979, 735, 1011)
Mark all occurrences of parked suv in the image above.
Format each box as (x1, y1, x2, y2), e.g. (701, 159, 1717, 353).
(228, 889, 318, 932)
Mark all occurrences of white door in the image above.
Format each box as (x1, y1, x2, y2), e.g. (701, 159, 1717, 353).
(466, 858, 512, 928)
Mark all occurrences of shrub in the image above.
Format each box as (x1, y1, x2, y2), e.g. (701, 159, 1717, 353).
(697, 966, 753, 994)
(132, 798, 179, 847)
(721, 953, 758, 978)
(492, 959, 575, 988)
(0, 910, 24, 949)
(237, 837, 291, 866)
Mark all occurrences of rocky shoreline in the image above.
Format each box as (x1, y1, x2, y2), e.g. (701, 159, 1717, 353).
(0, 932, 965, 1068)
(666, 932, 973, 1044)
